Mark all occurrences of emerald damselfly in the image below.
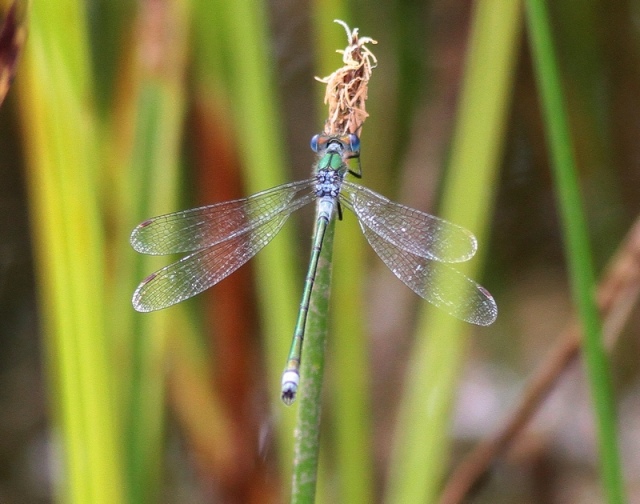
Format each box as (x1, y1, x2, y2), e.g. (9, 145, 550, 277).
(130, 133, 497, 404)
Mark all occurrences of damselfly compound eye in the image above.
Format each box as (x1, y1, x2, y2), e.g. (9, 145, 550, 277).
(310, 134, 320, 152)
(348, 133, 360, 153)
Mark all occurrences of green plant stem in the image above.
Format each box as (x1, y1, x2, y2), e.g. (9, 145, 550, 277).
(385, 1, 521, 502)
(290, 217, 336, 504)
(525, 1, 626, 503)
(312, 13, 374, 504)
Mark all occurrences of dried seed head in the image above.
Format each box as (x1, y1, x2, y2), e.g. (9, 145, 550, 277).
(317, 20, 377, 136)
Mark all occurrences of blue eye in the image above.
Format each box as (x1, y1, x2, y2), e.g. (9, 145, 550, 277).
(348, 134, 360, 152)
(310, 134, 320, 152)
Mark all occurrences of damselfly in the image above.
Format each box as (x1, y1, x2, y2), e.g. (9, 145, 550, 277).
(131, 133, 497, 404)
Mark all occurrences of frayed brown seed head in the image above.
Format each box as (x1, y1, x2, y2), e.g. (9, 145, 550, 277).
(317, 20, 377, 136)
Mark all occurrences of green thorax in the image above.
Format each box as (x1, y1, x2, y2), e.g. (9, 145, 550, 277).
(320, 150, 345, 170)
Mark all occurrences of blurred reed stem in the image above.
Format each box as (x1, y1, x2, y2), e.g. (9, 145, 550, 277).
(525, 0, 626, 502)
(17, 1, 123, 502)
(192, 0, 300, 480)
(385, 1, 521, 502)
(108, 1, 191, 502)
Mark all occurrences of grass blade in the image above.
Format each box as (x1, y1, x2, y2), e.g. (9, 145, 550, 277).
(191, 0, 301, 491)
(107, 2, 191, 501)
(525, 1, 626, 502)
(385, 1, 521, 502)
(17, 1, 124, 502)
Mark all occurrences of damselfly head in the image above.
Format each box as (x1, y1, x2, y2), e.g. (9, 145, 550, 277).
(310, 133, 361, 155)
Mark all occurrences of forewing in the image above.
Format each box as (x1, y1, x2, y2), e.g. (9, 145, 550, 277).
(131, 179, 315, 255)
(342, 181, 477, 263)
(358, 220, 497, 326)
(133, 204, 297, 312)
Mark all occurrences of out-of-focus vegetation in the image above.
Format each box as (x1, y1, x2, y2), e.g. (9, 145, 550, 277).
(0, 0, 639, 502)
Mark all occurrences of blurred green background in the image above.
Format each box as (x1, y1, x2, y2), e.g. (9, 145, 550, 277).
(1, 0, 639, 502)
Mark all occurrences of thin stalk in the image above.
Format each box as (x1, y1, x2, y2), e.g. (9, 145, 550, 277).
(385, 1, 521, 502)
(525, 1, 626, 502)
(291, 217, 336, 503)
(312, 9, 373, 504)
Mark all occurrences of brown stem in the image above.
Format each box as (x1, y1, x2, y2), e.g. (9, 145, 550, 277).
(439, 215, 640, 504)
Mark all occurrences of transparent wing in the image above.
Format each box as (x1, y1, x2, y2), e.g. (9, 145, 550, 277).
(357, 219, 497, 326)
(342, 181, 477, 263)
(132, 201, 307, 312)
(131, 179, 316, 255)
